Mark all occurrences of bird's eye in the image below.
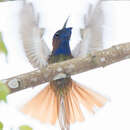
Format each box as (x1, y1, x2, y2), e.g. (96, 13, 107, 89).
(55, 33, 59, 37)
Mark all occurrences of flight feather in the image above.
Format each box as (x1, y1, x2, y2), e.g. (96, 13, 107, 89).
(72, 0, 104, 57)
(19, 2, 50, 68)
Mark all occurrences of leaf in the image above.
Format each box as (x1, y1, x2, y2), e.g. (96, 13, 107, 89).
(0, 82, 10, 102)
(19, 125, 32, 130)
(0, 121, 3, 130)
(0, 32, 8, 56)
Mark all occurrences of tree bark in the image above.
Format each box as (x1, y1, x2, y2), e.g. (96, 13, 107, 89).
(1, 42, 130, 93)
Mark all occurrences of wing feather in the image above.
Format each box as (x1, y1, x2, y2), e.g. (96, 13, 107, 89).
(72, 0, 104, 57)
(19, 2, 50, 68)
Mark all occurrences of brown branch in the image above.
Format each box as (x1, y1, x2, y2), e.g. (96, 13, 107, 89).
(1, 42, 130, 93)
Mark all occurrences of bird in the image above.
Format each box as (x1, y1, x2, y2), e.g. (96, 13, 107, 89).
(19, 0, 107, 130)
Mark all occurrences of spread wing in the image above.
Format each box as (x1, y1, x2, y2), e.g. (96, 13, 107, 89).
(19, 2, 51, 68)
(72, 0, 104, 57)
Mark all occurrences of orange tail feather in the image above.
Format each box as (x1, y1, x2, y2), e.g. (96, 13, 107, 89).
(72, 81, 107, 114)
(21, 79, 107, 126)
(21, 85, 59, 124)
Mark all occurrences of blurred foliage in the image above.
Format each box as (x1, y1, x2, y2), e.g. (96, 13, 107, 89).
(0, 32, 8, 56)
(0, 2, 32, 130)
(19, 125, 32, 130)
(0, 122, 3, 130)
(0, 82, 10, 102)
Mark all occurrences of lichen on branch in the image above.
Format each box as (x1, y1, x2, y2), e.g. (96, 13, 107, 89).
(1, 42, 130, 93)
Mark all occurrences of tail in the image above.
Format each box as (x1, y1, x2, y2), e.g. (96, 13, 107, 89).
(21, 79, 107, 128)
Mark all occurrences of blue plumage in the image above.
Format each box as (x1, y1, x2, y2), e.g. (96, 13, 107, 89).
(52, 27, 72, 56)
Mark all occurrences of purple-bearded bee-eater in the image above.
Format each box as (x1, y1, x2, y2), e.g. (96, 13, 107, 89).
(19, 1, 107, 130)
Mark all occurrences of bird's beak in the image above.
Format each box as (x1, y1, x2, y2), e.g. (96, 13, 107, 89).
(62, 16, 70, 29)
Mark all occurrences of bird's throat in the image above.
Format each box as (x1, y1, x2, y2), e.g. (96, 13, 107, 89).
(52, 39, 72, 56)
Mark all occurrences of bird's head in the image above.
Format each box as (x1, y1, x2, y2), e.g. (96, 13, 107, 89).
(53, 28, 72, 41)
(52, 17, 72, 56)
